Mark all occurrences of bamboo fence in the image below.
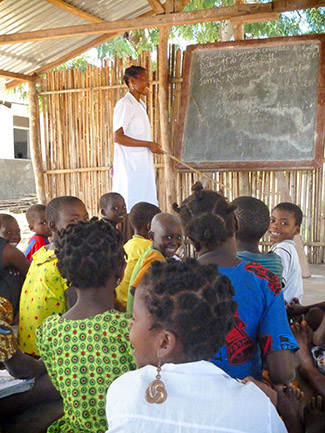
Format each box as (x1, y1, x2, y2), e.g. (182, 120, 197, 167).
(39, 47, 325, 264)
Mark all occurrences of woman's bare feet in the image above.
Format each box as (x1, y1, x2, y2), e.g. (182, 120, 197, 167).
(304, 395, 325, 433)
(276, 384, 304, 433)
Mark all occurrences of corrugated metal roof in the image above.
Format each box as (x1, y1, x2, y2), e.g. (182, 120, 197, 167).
(0, 0, 153, 90)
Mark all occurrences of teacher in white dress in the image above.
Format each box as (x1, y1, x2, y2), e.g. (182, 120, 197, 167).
(113, 66, 162, 212)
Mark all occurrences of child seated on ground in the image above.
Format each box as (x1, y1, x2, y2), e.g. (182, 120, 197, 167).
(115, 202, 160, 311)
(18, 196, 88, 356)
(24, 204, 52, 262)
(232, 196, 283, 280)
(126, 213, 182, 313)
(3, 219, 136, 433)
(100, 192, 126, 230)
(173, 183, 298, 385)
(269, 202, 303, 303)
(0, 213, 21, 247)
(106, 259, 287, 433)
(0, 240, 29, 318)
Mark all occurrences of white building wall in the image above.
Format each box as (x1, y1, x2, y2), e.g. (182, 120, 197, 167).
(0, 104, 14, 159)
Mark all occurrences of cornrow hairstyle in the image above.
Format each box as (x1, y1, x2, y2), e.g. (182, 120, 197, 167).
(99, 192, 124, 210)
(173, 182, 236, 249)
(0, 214, 17, 228)
(55, 218, 124, 290)
(46, 196, 83, 223)
(26, 204, 47, 225)
(232, 196, 270, 242)
(123, 66, 146, 87)
(273, 202, 303, 227)
(139, 258, 237, 361)
(129, 202, 161, 231)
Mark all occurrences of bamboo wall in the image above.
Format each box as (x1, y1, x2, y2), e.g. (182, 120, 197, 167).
(39, 48, 325, 264)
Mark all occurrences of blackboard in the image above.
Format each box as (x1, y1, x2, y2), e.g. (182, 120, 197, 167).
(175, 35, 325, 170)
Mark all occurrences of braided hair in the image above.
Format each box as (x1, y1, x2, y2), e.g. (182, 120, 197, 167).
(55, 218, 124, 289)
(139, 258, 237, 361)
(173, 182, 236, 249)
(232, 196, 270, 243)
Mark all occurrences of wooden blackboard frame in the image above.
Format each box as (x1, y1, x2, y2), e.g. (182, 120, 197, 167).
(175, 34, 325, 171)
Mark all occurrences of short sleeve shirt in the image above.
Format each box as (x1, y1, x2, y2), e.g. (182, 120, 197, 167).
(18, 246, 68, 356)
(210, 261, 299, 380)
(271, 240, 303, 303)
(115, 236, 151, 309)
(36, 311, 136, 433)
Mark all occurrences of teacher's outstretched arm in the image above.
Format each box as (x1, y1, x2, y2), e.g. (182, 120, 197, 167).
(114, 127, 162, 154)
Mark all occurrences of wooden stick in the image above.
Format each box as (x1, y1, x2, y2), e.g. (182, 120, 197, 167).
(162, 151, 231, 191)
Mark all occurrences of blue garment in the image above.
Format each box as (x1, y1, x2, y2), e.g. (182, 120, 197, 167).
(24, 234, 49, 262)
(211, 261, 298, 380)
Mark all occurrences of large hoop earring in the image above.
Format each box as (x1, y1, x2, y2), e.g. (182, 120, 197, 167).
(145, 358, 167, 404)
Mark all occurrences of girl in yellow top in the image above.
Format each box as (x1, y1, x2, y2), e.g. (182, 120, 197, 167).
(18, 196, 88, 355)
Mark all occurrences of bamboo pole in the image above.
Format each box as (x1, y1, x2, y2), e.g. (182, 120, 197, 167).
(28, 81, 46, 204)
(159, 26, 177, 212)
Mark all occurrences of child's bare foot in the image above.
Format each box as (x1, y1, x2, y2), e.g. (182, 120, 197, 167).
(313, 314, 325, 347)
(241, 376, 277, 406)
(276, 383, 304, 433)
(304, 395, 325, 433)
(306, 307, 324, 333)
(291, 321, 315, 379)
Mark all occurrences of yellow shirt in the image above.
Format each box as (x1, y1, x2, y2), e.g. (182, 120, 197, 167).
(18, 246, 68, 356)
(115, 236, 151, 309)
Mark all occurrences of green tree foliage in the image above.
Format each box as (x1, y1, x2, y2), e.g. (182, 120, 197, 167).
(95, 4, 325, 61)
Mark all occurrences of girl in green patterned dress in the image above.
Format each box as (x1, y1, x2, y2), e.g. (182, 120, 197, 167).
(4, 218, 136, 433)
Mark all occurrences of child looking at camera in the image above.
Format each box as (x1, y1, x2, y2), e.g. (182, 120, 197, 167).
(24, 204, 52, 262)
(269, 202, 303, 303)
(126, 213, 182, 313)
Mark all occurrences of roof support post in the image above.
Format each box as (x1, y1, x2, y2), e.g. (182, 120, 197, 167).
(28, 81, 46, 204)
(158, 25, 176, 212)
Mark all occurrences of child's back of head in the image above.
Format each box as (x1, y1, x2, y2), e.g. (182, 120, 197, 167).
(26, 204, 51, 239)
(173, 182, 236, 251)
(129, 202, 161, 237)
(232, 196, 270, 246)
(56, 218, 124, 290)
(0, 214, 21, 247)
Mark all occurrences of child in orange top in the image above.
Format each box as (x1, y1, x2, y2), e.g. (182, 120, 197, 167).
(126, 213, 182, 312)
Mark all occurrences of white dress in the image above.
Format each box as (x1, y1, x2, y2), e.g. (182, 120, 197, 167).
(106, 361, 287, 433)
(112, 92, 158, 212)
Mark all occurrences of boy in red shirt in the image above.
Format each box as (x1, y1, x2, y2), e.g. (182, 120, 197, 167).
(24, 204, 51, 262)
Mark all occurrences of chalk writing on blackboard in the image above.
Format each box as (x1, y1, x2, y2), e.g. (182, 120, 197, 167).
(181, 40, 320, 166)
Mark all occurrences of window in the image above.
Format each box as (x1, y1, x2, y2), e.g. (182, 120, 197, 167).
(13, 115, 30, 159)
